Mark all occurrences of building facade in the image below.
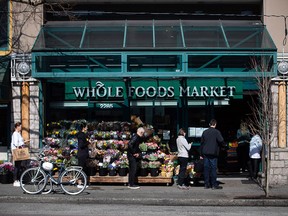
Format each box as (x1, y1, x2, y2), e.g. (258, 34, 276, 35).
(1, 0, 288, 185)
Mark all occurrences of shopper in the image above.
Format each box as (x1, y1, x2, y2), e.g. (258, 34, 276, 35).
(248, 134, 262, 180)
(200, 119, 224, 190)
(236, 121, 251, 173)
(176, 128, 191, 190)
(11, 122, 29, 187)
(77, 122, 90, 188)
(127, 127, 145, 189)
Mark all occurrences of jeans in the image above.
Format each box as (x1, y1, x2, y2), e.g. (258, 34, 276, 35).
(203, 156, 218, 187)
(177, 157, 189, 186)
(128, 156, 138, 186)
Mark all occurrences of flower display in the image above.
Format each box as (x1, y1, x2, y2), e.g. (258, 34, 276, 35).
(146, 142, 158, 150)
(42, 119, 174, 181)
(115, 153, 129, 168)
(140, 160, 149, 169)
(0, 162, 14, 175)
(144, 153, 158, 161)
(148, 161, 161, 168)
(108, 162, 117, 170)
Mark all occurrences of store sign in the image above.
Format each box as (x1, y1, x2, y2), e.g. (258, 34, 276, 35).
(72, 81, 236, 99)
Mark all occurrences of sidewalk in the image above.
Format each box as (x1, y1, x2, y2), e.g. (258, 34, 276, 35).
(0, 178, 288, 206)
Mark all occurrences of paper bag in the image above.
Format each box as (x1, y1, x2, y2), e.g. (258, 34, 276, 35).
(12, 148, 30, 161)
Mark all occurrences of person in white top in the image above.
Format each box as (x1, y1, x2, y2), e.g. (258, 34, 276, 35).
(248, 134, 262, 180)
(176, 128, 191, 190)
(11, 122, 28, 187)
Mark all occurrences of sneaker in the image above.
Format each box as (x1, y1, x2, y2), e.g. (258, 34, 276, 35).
(182, 185, 189, 190)
(128, 185, 140, 189)
(13, 181, 20, 187)
(212, 185, 223, 190)
(204, 185, 211, 189)
(177, 185, 189, 190)
(77, 185, 88, 189)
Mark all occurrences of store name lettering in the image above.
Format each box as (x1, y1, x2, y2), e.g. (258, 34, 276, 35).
(72, 81, 236, 99)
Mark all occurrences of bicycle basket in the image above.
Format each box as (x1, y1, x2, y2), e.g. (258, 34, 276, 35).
(42, 162, 53, 171)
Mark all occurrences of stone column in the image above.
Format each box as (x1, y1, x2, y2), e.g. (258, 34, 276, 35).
(278, 81, 286, 148)
(29, 82, 40, 149)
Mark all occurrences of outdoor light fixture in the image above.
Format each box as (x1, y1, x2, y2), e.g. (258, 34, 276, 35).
(17, 61, 30, 75)
(278, 60, 288, 75)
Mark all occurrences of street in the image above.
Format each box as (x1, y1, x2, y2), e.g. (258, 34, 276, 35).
(0, 203, 287, 216)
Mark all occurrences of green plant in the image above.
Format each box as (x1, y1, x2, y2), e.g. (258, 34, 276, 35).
(139, 142, 148, 152)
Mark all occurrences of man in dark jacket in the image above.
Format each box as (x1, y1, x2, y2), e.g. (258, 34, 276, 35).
(127, 127, 145, 189)
(200, 119, 224, 190)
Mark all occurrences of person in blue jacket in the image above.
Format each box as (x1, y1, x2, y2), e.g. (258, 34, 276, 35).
(200, 119, 224, 190)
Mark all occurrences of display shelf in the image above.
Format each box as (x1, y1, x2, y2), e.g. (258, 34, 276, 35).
(89, 174, 173, 186)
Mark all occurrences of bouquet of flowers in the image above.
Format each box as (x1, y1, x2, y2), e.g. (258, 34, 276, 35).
(0, 162, 14, 175)
(144, 153, 158, 161)
(146, 142, 158, 150)
(148, 161, 161, 169)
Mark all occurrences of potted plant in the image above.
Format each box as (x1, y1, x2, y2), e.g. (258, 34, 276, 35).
(139, 160, 149, 176)
(139, 142, 148, 152)
(98, 162, 109, 176)
(148, 161, 161, 177)
(0, 162, 14, 184)
(108, 163, 117, 176)
(117, 156, 129, 176)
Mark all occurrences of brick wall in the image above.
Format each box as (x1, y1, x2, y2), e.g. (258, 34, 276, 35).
(270, 148, 288, 185)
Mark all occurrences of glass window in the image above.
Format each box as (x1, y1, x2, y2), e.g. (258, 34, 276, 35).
(127, 55, 182, 72)
(36, 55, 121, 73)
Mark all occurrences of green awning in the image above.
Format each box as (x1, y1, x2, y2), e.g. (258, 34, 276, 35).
(32, 20, 276, 51)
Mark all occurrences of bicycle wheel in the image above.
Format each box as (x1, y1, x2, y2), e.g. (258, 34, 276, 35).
(20, 167, 47, 194)
(60, 168, 87, 195)
(41, 177, 53, 194)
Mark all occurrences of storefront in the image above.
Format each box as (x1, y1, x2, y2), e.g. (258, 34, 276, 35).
(30, 19, 277, 174)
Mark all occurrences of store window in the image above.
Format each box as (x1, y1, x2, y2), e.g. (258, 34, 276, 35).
(0, 0, 9, 51)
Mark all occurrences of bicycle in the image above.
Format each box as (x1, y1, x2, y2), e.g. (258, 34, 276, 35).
(20, 147, 87, 195)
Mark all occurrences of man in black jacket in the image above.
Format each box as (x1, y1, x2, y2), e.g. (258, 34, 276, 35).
(127, 127, 145, 189)
(200, 119, 224, 190)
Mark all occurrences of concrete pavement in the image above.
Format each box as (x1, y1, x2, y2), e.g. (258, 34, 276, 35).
(0, 177, 288, 206)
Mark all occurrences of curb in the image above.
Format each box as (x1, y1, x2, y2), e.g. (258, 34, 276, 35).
(1, 196, 288, 206)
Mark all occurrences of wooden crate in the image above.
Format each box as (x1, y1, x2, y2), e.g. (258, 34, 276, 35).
(89, 174, 173, 186)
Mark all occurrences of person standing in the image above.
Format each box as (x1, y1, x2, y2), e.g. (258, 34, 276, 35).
(176, 128, 191, 190)
(11, 122, 29, 187)
(127, 127, 145, 189)
(200, 119, 224, 190)
(236, 121, 251, 173)
(248, 134, 262, 180)
(77, 122, 90, 188)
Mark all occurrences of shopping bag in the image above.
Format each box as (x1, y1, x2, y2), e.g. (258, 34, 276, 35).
(12, 148, 30, 161)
